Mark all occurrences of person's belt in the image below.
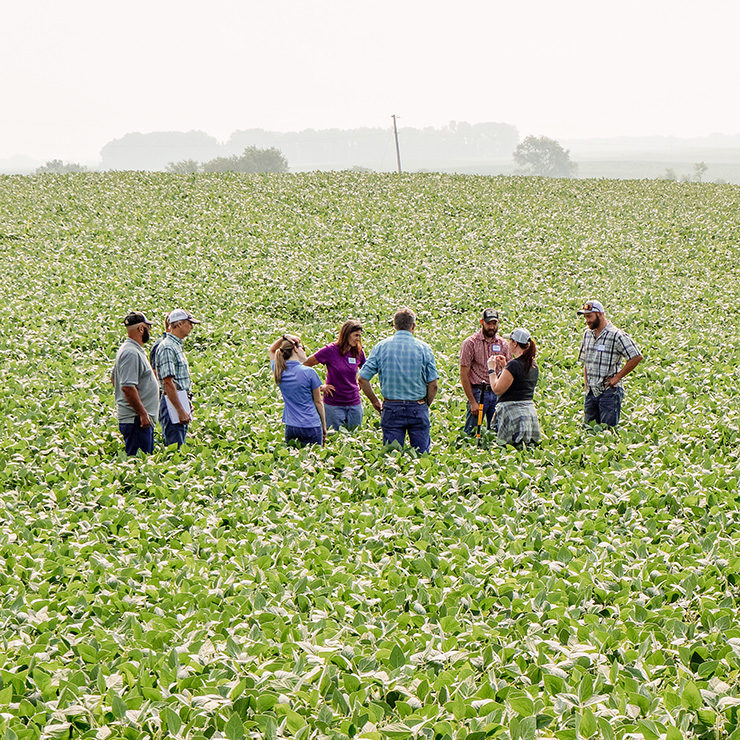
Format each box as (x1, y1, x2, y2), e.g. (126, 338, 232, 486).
(383, 398, 426, 404)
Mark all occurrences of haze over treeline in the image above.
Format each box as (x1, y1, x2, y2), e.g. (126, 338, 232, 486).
(99, 122, 518, 172)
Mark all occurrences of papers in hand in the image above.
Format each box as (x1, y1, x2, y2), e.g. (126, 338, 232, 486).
(165, 390, 192, 424)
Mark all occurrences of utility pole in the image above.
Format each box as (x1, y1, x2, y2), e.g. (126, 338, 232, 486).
(392, 114, 402, 174)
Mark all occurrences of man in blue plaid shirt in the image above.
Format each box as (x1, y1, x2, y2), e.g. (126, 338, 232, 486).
(358, 307, 439, 452)
(577, 300, 642, 427)
(155, 308, 201, 447)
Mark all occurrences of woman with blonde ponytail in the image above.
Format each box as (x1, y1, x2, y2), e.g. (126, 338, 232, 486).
(269, 334, 327, 446)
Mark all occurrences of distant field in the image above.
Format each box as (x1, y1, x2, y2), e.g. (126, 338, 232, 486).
(0, 173, 738, 739)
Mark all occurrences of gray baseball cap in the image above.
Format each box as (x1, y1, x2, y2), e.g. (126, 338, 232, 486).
(505, 328, 532, 344)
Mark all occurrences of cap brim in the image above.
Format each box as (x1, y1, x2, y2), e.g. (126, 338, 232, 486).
(188, 318, 202, 324)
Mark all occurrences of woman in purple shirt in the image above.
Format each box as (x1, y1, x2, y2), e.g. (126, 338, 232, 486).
(304, 320, 369, 431)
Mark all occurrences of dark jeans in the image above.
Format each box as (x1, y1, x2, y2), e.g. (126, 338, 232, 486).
(584, 386, 624, 427)
(381, 401, 431, 453)
(119, 417, 154, 456)
(159, 394, 189, 447)
(463, 385, 497, 435)
(285, 425, 323, 447)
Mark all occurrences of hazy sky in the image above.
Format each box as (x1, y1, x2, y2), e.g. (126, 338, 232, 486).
(2, 0, 739, 162)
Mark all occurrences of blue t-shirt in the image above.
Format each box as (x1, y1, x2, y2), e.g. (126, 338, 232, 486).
(272, 360, 322, 427)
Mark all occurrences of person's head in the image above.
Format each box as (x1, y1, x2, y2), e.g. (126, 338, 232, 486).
(123, 312, 152, 345)
(393, 307, 416, 332)
(273, 334, 306, 383)
(163, 312, 171, 332)
(577, 300, 606, 331)
(480, 308, 500, 338)
(336, 320, 363, 356)
(507, 327, 537, 370)
(168, 308, 201, 339)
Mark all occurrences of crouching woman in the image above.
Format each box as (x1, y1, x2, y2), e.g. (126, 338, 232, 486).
(488, 328, 541, 446)
(270, 334, 327, 446)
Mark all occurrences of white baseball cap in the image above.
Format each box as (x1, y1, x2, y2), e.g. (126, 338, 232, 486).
(168, 308, 201, 324)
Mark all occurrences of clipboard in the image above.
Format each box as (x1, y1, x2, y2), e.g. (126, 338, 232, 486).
(165, 390, 192, 424)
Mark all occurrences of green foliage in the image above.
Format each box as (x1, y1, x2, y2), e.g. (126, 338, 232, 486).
(513, 136, 576, 177)
(0, 172, 738, 740)
(35, 159, 87, 174)
(200, 146, 288, 173)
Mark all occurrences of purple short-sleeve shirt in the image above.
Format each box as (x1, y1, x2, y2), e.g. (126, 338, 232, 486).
(313, 343, 366, 406)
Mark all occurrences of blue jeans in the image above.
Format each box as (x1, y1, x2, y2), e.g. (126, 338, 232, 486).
(324, 403, 363, 431)
(119, 417, 154, 456)
(463, 385, 497, 435)
(285, 425, 323, 447)
(159, 394, 189, 447)
(584, 386, 624, 427)
(381, 401, 431, 453)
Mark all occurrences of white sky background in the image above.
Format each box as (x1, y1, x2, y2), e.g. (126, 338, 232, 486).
(2, 0, 739, 162)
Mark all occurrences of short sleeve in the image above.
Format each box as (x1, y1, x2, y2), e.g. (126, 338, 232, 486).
(459, 338, 474, 366)
(307, 368, 322, 390)
(313, 344, 333, 365)
(118, 351, 142, 387)
(156, 345, 177, 380)
(358, 348, 378, 380)
(505, 359, 523, 382)
(423, 346, 440, 382)
(358, 349, 366, 368)
(617, 332, 641, 360)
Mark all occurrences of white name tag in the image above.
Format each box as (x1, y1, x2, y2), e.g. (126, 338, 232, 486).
(348, 357, 357, 364)
(595, 345, 606, 352)
(491, 344, 501, 352)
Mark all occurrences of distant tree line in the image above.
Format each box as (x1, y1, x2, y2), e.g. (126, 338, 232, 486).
(513, 136, 576, 178)
(166, 147, 288, 174)
(99, 122, 519, 171)
(35, 160, 87, 174)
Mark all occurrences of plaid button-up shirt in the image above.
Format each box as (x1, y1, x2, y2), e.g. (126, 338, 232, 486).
(460, 329, 512, 386)
(578, 322, 640, 396)
(359, 330, 439, 400)
(155, 334, 192, 393)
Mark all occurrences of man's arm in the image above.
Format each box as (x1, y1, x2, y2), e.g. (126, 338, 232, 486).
(425, 379, 438, 406)
(121, 385, 151, 427)
(162, 376, 191, 423)
(358, 377, 382, 413)
(606, 355, 643, 387)
(460, 365, 478, 412)
(583, 366, 588, 391)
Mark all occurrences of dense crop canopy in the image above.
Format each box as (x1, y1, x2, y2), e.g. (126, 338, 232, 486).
(0, 172, 738, 739)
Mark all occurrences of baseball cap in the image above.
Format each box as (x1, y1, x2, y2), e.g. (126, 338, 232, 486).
(123, 311, 152, 327)
(482, 308, 499, 322)
(506, 327, 532, 344)
(577, 300, 605, 315)
(168, 308, 201, 324)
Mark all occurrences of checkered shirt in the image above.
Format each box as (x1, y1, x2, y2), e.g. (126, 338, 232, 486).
(359, 330, 439, 400)
(495, 400, 541, 446)
(578, 322, 640, 397)
(460, 330, 511, 385)
(155, 333, 192, 393)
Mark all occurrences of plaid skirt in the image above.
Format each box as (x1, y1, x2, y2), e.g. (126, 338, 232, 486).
(495, 400, 541, 446)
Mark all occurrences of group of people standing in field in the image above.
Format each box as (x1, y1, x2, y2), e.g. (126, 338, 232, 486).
(267, 302, 642, 453)
(111, 300, 642, 456)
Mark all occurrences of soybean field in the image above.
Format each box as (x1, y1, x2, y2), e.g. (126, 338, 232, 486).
(0, 172, 739, 740)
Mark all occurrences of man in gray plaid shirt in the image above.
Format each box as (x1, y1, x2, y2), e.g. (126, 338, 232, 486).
(577, 300, 642, 427)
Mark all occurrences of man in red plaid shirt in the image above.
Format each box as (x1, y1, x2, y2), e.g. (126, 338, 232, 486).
(460, 308, 511, 435)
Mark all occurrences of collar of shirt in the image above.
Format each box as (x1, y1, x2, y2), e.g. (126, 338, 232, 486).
(166, 333, 184, 347)
(589, 322, 615, 340)
(124, 338, 146, 354)
(474, 329, 501, 344)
